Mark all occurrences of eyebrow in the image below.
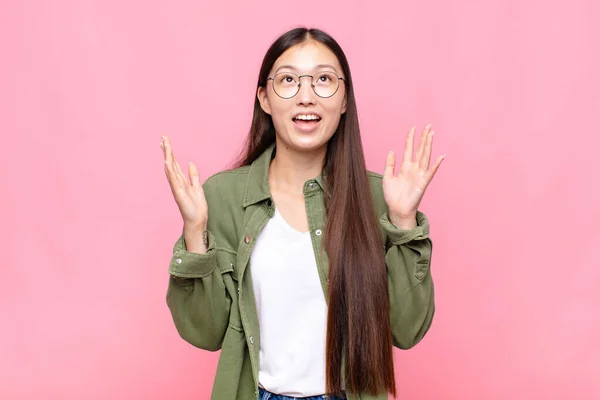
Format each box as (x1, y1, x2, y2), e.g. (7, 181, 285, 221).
(274, 64, 339, 74)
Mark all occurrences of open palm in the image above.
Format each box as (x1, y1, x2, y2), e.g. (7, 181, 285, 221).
(383, 125, 445, 219)
(161, 136, 208, 228)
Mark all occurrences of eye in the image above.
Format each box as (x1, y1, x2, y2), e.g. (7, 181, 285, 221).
(278, 74, 297, 84)
(315, 72, 336, 85)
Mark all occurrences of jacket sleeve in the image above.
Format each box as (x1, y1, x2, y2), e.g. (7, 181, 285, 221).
(380, 210, 435, 349)
(166, 229, 231, 351)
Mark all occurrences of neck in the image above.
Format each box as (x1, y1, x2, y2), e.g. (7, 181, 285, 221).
(268, 140, 327, 195)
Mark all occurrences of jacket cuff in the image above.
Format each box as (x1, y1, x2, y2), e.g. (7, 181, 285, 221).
(379, 210, 430, 245)
(168, 230, 217, 278)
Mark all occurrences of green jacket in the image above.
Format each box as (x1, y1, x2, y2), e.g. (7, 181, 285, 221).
(166, 142, 435, 400)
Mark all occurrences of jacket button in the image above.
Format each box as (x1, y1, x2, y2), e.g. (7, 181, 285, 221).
(315, 229, 322, 236)
(244, 235, 251, 243)
(175, 258, 182, 264)
(249, 336, 254, 344)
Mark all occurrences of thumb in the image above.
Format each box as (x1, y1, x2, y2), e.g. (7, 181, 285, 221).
(188, 161, 200, 188)
(383, 151, 395, 179)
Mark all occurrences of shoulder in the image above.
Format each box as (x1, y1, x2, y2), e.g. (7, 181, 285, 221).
(200, 166, 252, 250)
(201, 165, 252, 222)
(366, 170, 388, 215)
(367, 169, 383, 181)
(202, 165, 251, 198)
(366, 169, 384, 195)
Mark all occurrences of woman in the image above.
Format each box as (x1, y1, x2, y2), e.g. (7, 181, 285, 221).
(161, 27, 444, 400)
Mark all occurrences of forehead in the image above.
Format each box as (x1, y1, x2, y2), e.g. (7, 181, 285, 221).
(271, 40, 343, 74)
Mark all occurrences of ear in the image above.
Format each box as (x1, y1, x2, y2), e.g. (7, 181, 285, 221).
(341, 92, 347, 114)
(257, 86, 272, 115)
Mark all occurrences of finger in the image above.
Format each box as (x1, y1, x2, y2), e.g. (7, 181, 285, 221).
(163, 137, 185, 188)
(189, 161, 200, 188)
(383, 151, 396, 179)
(420, 130, 434, 170)
(162, 136, 178, 187)
(415, 124, 432, 163)
(172, 154, 188, 187)
(163, 158, 177, 190)
(162, 136, 172, 164)
(403, 126, 416, 164)
(160, 138, 170, 176)
(426, 154, 446, 182)
(165, 160, 184, 190)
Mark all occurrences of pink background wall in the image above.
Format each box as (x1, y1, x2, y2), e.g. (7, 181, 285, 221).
(1, 0, 598, 398)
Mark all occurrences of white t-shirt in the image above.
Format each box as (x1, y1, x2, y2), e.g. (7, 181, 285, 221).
(250, 206, 328, 396)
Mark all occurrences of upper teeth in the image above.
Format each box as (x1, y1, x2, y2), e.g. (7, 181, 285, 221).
(295, 114, 320, 120)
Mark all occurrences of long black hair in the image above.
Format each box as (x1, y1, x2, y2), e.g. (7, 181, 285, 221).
(230, 27, 396, 397)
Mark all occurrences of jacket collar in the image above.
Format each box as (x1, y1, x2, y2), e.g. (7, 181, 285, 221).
(242, 142, 328, 208)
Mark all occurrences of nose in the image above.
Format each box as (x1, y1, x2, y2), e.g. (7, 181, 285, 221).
(296, 75, 316, 106)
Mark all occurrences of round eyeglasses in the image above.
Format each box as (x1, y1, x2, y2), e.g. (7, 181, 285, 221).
(267, 71, 345, 99)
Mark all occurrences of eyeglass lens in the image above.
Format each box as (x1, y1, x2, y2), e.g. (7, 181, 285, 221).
(272, 72, 340, 98)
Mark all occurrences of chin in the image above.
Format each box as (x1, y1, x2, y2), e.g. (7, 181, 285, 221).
(284, 135, 329, 153)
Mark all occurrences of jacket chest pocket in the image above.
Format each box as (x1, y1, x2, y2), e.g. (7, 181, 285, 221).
(217, 249, 243, 332)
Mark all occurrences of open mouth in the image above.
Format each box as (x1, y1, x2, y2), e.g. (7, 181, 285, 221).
(292, 115, 322, 132)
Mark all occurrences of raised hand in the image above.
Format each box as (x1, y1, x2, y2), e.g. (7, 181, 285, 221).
(160, 136, 208, 230)
(382, 125, 445, 223)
